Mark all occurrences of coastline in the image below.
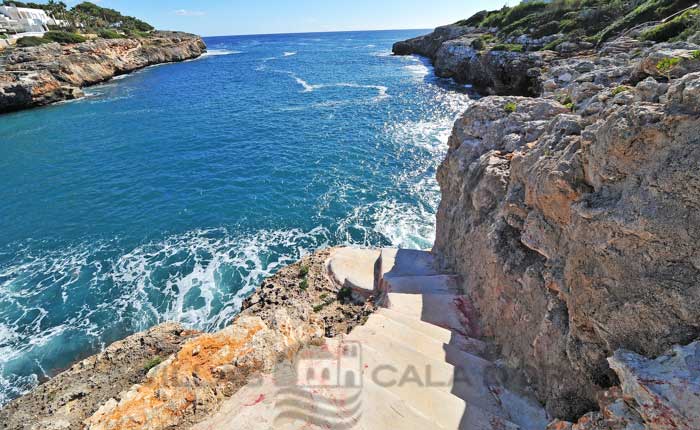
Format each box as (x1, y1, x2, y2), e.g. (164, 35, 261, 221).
(2, 9, 700, 429)
(0, 31, 207, 114)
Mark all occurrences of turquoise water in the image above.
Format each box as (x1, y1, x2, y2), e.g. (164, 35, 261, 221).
(0, 30, 471, 403)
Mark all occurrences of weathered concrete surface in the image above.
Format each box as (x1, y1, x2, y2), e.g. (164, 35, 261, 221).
(0, 31, 206, 113)
(326, 247, 380, 299)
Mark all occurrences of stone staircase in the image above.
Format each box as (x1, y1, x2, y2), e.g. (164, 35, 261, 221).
(194, 248, 549, 430)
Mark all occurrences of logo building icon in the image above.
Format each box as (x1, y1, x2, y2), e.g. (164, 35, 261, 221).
(295, 340, 363, 388)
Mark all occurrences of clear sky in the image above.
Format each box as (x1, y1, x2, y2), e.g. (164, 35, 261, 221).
(57, 0, 518, 37)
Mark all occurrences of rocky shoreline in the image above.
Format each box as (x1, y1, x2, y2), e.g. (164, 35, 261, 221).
(0, 31, 206, 114)
(0, 249, 375, 429)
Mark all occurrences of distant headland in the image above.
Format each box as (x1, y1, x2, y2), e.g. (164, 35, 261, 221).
(0, 1, 206, 113)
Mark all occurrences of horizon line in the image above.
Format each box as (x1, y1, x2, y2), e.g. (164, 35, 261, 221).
(197, 27, 434, 38)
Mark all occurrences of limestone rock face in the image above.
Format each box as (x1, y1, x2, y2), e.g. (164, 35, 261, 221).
(609, 342, 700, 430)
(393, 26, 553, 96)
(433, 42, 700, 419)
(0, 323, 198, 430)
(392, 24, 476, 58)
(0, 31, 206, 113)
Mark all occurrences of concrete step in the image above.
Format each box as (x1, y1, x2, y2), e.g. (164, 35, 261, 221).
(192, 347, 445, 430)
(378, 248, 441, 279)
(349, 323, 548, 430)
(382, 274, 462, 295)
(384, 292, 479, 336)
(346, 326, 505, 416)
(361, 312, 487, 364)
(326, 247, 380, 299)
(325, 338, 521, 430)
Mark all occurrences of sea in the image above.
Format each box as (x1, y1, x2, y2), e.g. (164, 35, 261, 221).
(0, 29, 472, 404)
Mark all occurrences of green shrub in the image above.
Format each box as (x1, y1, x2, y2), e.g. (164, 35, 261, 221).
(16, 36, 51, 47)
(44, 31, 86, 44)
(692, 50, 700, 59)
(504, 101, 517, 114)
(543, 38, 564, 51)
(298, 265, 309, 277)
(532, 20, 561, 38)
(598, 0, 697, 43)
(143, 356, 163, 372)
(491, 43, 524, 52)
(338, 286, 353, 302)
(656, 57, 682, 79)
(98, 29, 125, 39)
(640, 9, 700, 42)
(456, 10, 488, 27)
(124, 28, 151, 38)
(612, 85, 632, 95)
(0, 33, 7, 40)
(299, 279, 309, 290)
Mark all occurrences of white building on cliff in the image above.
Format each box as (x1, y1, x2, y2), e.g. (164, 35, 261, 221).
(0, 4, 61, 36)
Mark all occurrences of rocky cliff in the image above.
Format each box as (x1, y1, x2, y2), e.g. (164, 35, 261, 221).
(395, 16, 700, 428)
(393, 24, 553, 96)
(0, 31, 206, 114)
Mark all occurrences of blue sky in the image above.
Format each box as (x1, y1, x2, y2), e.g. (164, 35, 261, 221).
(58, 0, 518, 37)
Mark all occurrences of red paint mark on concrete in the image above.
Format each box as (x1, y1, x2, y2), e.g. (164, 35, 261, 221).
(243, 394, 265, 407)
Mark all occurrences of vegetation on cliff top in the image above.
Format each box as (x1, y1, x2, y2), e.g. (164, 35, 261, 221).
(457, 0, 699, 50)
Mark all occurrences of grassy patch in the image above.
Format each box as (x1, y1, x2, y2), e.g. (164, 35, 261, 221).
(491, 43, 524, 52)
(44, 31, 87, 44)
(453, 0, 699, 51)
(98, 29, 125, 39)
(543, 38, 564, 51)
(143, 356, 163, 372)
(16, 36, 52, 47)
(612, 85, 632, 96)
(691, 50, 700, 59)
(598, 0, 697, 43)
(640, 8, 700, 42)
(504, 101, 517, 114)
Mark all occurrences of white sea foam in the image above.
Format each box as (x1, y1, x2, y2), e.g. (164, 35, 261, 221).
(0, 226, 331, 404)
(405, 64, 430, 77)
(287, 74, 389, 100)
(293, 76, 319, 92)
(283, 51, 297, 57)
(371, 50, 393, 57)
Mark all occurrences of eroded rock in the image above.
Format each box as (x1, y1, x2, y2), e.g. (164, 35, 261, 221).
(609, 342, 700, 430)
(0, 31, 206, 113)
(434, 57, 700, 420)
